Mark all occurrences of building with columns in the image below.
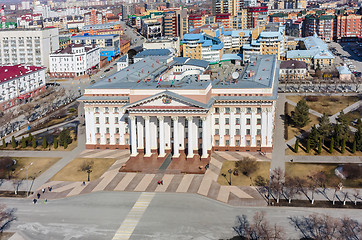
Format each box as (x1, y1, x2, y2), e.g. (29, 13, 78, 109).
(79, 54, 279, 161)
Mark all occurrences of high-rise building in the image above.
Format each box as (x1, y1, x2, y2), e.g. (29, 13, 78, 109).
(304, 15, 334, 42)
(334, 14, 362, 41)
(0, 28, 59, 68)
(162, 9, 188, 38)
(84, 9, 104, 26)
(247, 6, 268, 29)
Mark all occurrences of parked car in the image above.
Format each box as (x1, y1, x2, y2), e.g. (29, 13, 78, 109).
(100, 75, 105, 79)
(90, 80, 96, 84)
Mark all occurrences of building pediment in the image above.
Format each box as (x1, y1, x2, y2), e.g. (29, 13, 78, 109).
(125, 91, 209, 112)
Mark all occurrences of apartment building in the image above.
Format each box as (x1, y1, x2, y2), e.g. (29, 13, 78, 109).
(84, 9, 104, 25)
(0, 65, 46, 111)
(71, 34, 120, 61)
(304, 14, 334, 42)
(0, 28, 59, 68)
(247, 6, 268, 29)
(162, 9, 188, 38)
(49, 43, 100, 78)
(334, 14, 362, 41)
(81, 22, 123, 36)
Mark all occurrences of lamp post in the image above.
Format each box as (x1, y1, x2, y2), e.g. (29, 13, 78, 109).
(268, 168, 271, 206)
(22, 162, 33, 197)
(228, 169, 232, 186)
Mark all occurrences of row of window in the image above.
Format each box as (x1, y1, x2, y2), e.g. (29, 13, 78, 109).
(215, 117, 262, 125)
(215, 139, 262, 147)
(215, 128, 261, 135)
(214, 107, 262, 114)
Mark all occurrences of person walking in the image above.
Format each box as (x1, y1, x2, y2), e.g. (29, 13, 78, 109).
(37, 193, 40, 199)
(160, 180, 163, 185)
(42, 188, 45, 194)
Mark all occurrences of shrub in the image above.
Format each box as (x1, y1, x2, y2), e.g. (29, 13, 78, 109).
(11, 136, 17, 149)
(329, 137, 334, 153)
(341, 139, 346, 154)
(235, 157, 258, 176)
(306, 138, 311, 153)
(21, 136, 27, 148)
(42, 137, 48, 149)
(54, 138, 58, 149)
(32, 138, 37, 149)
(294, 139, 299, 153)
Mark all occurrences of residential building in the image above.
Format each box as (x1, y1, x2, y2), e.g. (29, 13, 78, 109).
(116, 55, 128, 71)
(215, 14, 231, 29)
(81, 22, 123, 36)
(143, 37, 180, 56)
(279, 60, 307, 81)
(334, 14, 362, 41)
(162, 8, 188, 38)
(79, 54, 279, 160)
(304, 14, 334, 42)
(71, 34, 120, 61)
(119, 39, 131, 55)
(0, 28, 59, 68)
(84, 10, 103, 26)
(247, 6, 268, 29)
(0, 65, 46, 111)
(231, 9, 248, 30)
(188, 14, 205, 30)
(49, 43, 100, 78)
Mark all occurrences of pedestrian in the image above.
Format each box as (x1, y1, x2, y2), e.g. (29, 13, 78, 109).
(82, 181, 85, 186)
(37, 193, 40, 199)
(157, 181, 160, 185)
(44, 199, 47, 203)
(33, 199, 37, 204)
(42, 188, 45, 193)
(160, 180, 163, 185)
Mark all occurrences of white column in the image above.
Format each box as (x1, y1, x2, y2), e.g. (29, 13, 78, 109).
(130, 116, 137, 156)
(110, 113, 115, 145)
(267, 107, 273, 146)
(172, 116, 179, 157)
(261, 108, 267, 146)
(158, 116, 165, 157)
(150, 117, 157, 150)
(230, 108, 235, 147)
(207, 114, 212, 151)
(179, 117, 185, 150)
(144, 116, 151, 157)
(193, 117, 199, 151)
(99, 111, 105, 144)
(187, 116, 193, 158)
(164, 117, 171, 150)
(137, 116, 144, 149)
(240, 108, 246, 147)
(119, 112, 125, 145)
(251, 108, 256, 146)
(219, 108, 225, 146)
(85, 107, 95, 144)
(201, 116, 208, 158)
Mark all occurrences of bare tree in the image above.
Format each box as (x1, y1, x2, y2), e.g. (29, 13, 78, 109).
(0, 204, 16, 233)
(235, 157, 258, 177)
(352, 189, 360, 206)
(270, 168, 284, 204)
(339, 217, 362, 240)
(307, 171, 326, 204)
(233, 211, 285, 240)
(79, 160, 94, 182)
(12, 179, 23, 195)
(342, 191, 349, 206)
(283, 175, 298, 204)
(294, 176, 310, 201)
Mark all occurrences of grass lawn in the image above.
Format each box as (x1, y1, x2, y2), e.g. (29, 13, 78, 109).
(10, 157, 61, 179)
(50, 158, 117, 182)
(286, 95, 359, 116)
(285, 163, 362, 188)
(345, 108, 362, 127)
(286, 103, 319, 140)
(217, 160, 270, 186)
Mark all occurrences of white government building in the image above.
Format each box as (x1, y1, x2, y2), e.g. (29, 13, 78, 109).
(79, 54, 279, 161)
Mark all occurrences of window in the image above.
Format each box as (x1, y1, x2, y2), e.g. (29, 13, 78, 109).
(225, 118, 230, 125)
(106, 138, 110, 144)
(106, 127, 110, 133)
(236, 140, 240, 146)
(96, 127, 100, 133)
(246, 129, 251, 135)
(257, 140, 261, 146)
(215, 140, 219, 146)
(236, 129, 240, 135)
(116, 128, 119, 134)
(236, 118, 240, 125)
(105, 107, 109, 113)
(95, 107, 99, 112)
(226, 140, 230, 146)
(225, 107, 230, 114)
(116, 138, 119, 144)
(97, 138, 101, 144)
(125, 127, 129, 134)
(257, 119, 261, 125)
(115, 117, 119, 123)
(126, 138, 129, 144)
(246, 140, 251, 146)
(226, 129, 230, 135)
(105, 117, 109, 124)
(257, 129, 261, 135)
(215, 129, 219, 135)
(215, 107, 219, 113)
(236, 107, 240, 113)
(215, 118, 219, 124)
(114, 107, 119, 113)
(246, 107, 251, 114)
(257, 108, 261, 114)
(246, 119, 251, 125)
(199, 119, 202, 127)
(96, 117, 100, 124)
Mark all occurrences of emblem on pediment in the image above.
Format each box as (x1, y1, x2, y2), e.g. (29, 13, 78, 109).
(162, 97, 172, 104)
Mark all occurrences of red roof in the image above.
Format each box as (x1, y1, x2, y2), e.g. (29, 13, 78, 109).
(0, 65, 45, 84)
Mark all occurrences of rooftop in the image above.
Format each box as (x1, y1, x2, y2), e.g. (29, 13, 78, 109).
(0, 65, 45, 84)
(134, 49, 172, 58)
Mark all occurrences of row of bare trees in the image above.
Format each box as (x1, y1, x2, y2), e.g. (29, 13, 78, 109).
(233, 211, 361, 240)
(255, 168, 360, 206)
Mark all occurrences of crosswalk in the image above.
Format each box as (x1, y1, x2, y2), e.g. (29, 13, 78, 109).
(112, 192, 155, 240)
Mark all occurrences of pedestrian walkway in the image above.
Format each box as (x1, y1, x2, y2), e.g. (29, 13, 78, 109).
(34, 151, 267, 207)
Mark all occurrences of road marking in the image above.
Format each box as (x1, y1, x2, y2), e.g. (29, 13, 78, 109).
(112, 192, 155, 240)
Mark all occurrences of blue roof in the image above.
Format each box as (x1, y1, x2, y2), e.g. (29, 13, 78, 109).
(202, 40, 213, 47)
(303, 33, 328, 51)
(182, 33, 203, 41)
(71, 34, 119, 38)
(336, 66, 352, 75)
(211, 43, 224, 50)
(314, 50, 335, 59)
(134, 49, 171, 58)
(184, 59, 209, 68)
(220, 54, 243, 61)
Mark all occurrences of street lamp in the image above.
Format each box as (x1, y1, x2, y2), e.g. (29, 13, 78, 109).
(268, 168, 271, 206)
(228, 169, 232, 186)
(21, 162, 33, 197)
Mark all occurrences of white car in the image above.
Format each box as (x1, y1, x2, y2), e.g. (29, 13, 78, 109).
(100, 74, 105, 79)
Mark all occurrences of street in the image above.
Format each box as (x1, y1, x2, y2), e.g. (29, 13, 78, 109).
(2, 191, 362, 240)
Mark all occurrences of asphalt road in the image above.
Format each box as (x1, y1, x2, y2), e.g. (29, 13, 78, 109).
(2, 192, 362, 240)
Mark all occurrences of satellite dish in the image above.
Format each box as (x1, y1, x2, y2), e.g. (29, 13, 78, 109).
(232, 72, 239, 79)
